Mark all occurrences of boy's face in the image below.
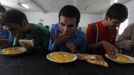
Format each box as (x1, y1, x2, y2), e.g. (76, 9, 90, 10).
(5, 23, 24, 37)
(59, 16, 77, 36)
(106, 17, 121, 28)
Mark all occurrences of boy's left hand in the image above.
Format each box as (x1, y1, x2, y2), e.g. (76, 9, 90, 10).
(66, 42, 76, 52)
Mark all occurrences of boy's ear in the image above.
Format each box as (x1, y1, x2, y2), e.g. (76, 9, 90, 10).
(105, 16, 109, 20)
(105, 16, 111, 21)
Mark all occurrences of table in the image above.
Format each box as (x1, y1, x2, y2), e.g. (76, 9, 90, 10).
(0, 51, 134, 75)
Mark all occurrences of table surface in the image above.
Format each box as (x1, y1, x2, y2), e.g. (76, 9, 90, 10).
(0, 51, 134, 75)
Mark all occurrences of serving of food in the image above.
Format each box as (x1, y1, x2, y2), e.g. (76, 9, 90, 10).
(0, 47, 27, 55)
(46, 52, 77, 63)
(76, 53, 108, 67)
(105, 54, 134, 64)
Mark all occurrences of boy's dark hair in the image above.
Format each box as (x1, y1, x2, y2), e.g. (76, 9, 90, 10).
(59, 5, 80, 27)
(105, 3, 128, 22)
(0, 5, 6, 13)
(45, 25, 49, 29)
(3, 9, 28, 26)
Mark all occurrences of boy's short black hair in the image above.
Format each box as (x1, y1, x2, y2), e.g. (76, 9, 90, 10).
(59, 5, 80, 27)
(0, 5, 6, 13)
(3, 9, 28, 26)
(45, 25, 49, 29)
(105, 3, 128, 22)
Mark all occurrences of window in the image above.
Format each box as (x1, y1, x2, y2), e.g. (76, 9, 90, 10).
(118, 19, 128, 35)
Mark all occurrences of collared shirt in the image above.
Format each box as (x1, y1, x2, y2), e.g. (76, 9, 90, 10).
(48, 23, 87, 52)
(0, 27, 12, 49)
(0, 27, 12, 41)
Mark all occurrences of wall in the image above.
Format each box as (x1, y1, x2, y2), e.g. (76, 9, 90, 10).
(79, 14, 102, 32)
(125, 0, 134, 24)
(24, 0, 134, 33)
(24, 11, 102, 31)
(24, 0, 134, 26)
(24, 12, 58, 26)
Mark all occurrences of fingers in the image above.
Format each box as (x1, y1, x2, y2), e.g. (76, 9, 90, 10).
(66, 42, 76, 52)
(102, 41, 117, 59)
(107, 47, 117, 59)
(55, 34, 69, 45)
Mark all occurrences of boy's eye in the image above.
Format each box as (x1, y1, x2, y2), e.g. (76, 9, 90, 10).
(68, 24, 74, 28)
(60, 23, 65, 26)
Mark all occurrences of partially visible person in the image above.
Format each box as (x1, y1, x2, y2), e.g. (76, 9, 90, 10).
(3, 9, 49, 51)
(86, 3, 128, 58)
(48, 5, 87, 53)
(0, 5, 12, 49)
(116, 23, 134, 56)
(38, 23, 43, 26)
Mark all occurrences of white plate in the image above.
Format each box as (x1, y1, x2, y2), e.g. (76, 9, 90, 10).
(46, 52, 77, 63)
(0, 47, 27, 56)
(105, 54, 134, 64)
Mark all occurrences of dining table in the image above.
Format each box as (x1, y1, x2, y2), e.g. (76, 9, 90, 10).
(0, 50, 134, 75)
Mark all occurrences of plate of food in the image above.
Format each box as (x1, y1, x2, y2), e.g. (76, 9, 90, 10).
(0, 47, 27, 56)
(46, 52, 77, 63)
(105, 54, 134, 64)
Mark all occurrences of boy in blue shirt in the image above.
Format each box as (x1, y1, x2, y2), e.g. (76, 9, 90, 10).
(48, 5, 87, 52)
(0, 5, 12, 49)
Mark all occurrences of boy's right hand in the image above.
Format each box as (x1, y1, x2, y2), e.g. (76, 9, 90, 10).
(101, 41, 117, 59)
(55, 34, 69, 46)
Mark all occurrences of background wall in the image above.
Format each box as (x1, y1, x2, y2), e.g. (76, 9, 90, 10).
(24, 11, 102, 32)
(125, 0, 134, 24)
(24, 0, 134, 33)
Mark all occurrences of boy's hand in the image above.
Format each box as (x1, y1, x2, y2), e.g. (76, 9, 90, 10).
(66, 42, 76, 52)
(55, 34, 69, 46)
(101, 41, 117, 59)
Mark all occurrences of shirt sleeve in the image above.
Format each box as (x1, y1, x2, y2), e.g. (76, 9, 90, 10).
(78, 34, 87, 52)
(116, 24, 133, 50)
(86, 24, 103, 53)
(48, 24, 56, 51)
(32, 30, 49, 51)
(42, 28, 50, 50)
(29, 25, 50, 51)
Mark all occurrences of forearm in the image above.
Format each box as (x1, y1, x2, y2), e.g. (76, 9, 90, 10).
(88, 42, 103, 50)
(116, 40, 133, 51)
